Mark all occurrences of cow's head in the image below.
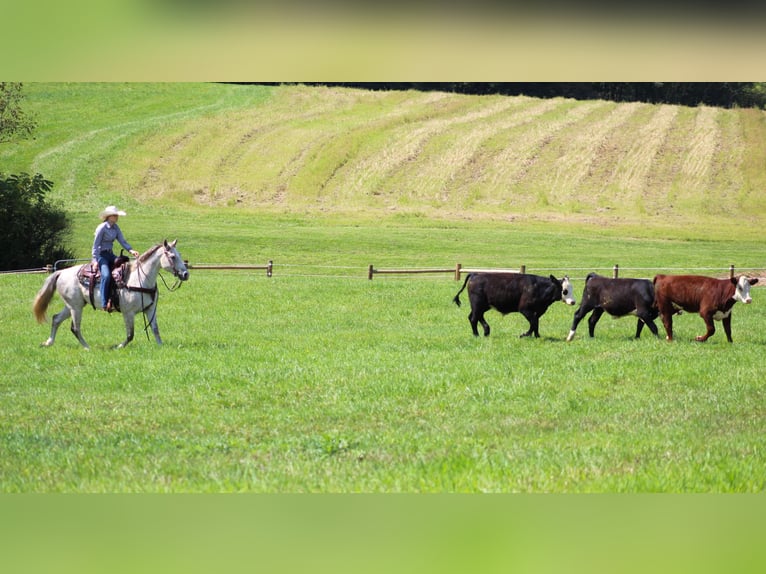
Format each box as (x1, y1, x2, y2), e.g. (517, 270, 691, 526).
(733, 276, 758, 304)
(552, 275, 576, 306)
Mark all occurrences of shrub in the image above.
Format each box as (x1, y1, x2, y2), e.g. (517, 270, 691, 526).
(0, 172, 74, 270)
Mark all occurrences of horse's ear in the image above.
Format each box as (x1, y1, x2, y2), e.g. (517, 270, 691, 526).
(170, 239, 177, 248)
(163, 239, 169, 248)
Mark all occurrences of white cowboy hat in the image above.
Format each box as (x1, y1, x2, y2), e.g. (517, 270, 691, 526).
(99, 205, 127, 220)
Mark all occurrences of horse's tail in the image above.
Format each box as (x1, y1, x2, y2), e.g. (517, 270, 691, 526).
(33, 271, 61, 323)
(453, 273, 472, 307)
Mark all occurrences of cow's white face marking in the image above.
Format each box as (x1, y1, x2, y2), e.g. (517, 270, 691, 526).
(561, 276, 576, 306)
(734, 276, 757, 304)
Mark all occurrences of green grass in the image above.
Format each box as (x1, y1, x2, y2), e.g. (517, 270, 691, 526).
(3, 213, 766, 492)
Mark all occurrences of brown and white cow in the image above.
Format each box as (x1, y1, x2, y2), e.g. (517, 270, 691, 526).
(653, 274, 758, 342)
(453, 273, 576, 338)
(566, 273, 659, 341)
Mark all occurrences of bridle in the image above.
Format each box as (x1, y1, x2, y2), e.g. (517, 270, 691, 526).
(157, 246, 187, 292)
(131, 244, 188, 339)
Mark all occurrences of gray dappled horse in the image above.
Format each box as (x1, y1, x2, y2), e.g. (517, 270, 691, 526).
(34, 240, 189, 349)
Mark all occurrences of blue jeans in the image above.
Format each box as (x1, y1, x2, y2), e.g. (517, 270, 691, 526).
(98, 251, 116, 308)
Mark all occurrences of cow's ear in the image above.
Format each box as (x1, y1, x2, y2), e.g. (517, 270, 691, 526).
(550, 274, 560, 285)
(731, 276, 739, 285)
(749, 278, 759, 285)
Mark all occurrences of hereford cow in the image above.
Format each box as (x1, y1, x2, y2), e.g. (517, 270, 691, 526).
(453, 273, 576, 338)
(566, 273, 659, 341)
(653, 274, 758, 342)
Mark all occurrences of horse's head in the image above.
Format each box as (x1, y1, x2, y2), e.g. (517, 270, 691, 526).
(161, 239, 189, 282)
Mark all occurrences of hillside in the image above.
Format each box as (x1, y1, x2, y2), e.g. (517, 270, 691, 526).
(6, 83, 766, 227)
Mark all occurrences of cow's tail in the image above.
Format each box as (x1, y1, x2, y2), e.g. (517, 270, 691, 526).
(33, 271, 60, 324)
(453, 274, 471, 307)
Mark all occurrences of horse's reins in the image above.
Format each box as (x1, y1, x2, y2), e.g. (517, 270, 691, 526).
(157, 269, 185, 292)
(130, 246, 185, 340)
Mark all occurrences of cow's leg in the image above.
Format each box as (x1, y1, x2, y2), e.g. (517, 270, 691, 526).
(658, 308, 674, 341)
(467, 294, 492, 337)
(468, 311, 479, 336)
(42, 306, 70, 347)
(696, 311, 716, 342)
(637, 305, 660, 338)
(480, 316, 490, 337)
(477, 311, 490, 337)
(636, 310, 659, 338)
(520, 311, 539, 338)
(722, 315, 733, 343)
(636, 317, 659, 338)
(468, 310, 490, 337)
(586, 307, 605, 338)
(567, 302, 594, 342)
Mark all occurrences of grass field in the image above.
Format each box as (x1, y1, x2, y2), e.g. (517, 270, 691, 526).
(1, 83, 765, 492)
(3, 215, 766, 492)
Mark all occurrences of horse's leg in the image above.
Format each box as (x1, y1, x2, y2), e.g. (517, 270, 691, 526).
(147, 305, 162, 345)
(116, 311, 135, 349)
(68, 304, 90, 350)
(41, 306, 70, 347)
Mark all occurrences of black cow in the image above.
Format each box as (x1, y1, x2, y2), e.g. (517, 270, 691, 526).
(566, 273, 659, 341)
(453, 273, 576, 338)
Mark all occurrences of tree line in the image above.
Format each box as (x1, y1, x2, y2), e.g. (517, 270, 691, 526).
(302, 82, 766, 109)
(1, 83, 73, 271)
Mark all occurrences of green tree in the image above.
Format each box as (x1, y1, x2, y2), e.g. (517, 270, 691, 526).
(0, 84, 74, 270)
(0, 173, 74, 270)
(0, 82, 37, 141)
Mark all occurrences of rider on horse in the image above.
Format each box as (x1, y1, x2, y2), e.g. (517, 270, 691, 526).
(92, 205, 140, 312)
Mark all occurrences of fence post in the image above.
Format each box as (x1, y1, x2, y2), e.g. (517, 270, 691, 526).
(267, 260, 273, 277)
(368, 264, 374, 280)
(729, 264, 735, 279)
(613, 264, 619, 279)
(455, 263, 462, 281)
(520, 264, 526, 274)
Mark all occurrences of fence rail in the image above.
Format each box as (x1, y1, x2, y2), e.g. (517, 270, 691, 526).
(3, 259, 763, 282)
(367, 263, 756, 281)
(187, 261, 273, 277)
(0, 267, 50, 275)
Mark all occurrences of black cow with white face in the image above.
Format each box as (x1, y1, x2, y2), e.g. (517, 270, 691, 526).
(453, 273, 576, 338)
(566, 273, 659, 342)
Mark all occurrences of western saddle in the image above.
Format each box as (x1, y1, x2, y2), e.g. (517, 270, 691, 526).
(77, 254, 131, 311)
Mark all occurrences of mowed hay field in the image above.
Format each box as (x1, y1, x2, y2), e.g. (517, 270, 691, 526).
(6, 82, 766, 228)
(2, 83, 766, 492)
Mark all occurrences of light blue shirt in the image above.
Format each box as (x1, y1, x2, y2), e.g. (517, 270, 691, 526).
(92, 221, 133, 259)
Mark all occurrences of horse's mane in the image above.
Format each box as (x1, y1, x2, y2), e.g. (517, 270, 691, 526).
(131, 243, 163, 271)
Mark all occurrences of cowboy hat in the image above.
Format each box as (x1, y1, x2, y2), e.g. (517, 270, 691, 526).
(99, 205, 127, 220)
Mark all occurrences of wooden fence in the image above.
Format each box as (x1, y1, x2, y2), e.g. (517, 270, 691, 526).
(7, 260, 747, 282)
(367, 263, 740, 281)
(187, 260, 273, 277)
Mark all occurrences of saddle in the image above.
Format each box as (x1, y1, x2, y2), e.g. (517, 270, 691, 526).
(78, 254, 131, 311)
